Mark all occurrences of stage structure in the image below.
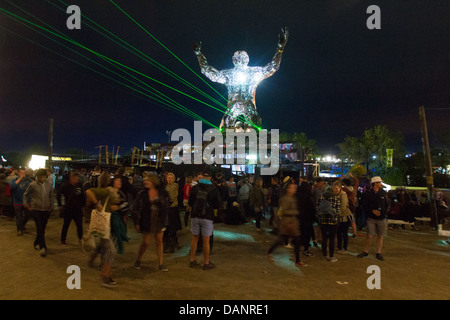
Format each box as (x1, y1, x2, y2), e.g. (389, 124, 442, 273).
(193, 27, 289, 132)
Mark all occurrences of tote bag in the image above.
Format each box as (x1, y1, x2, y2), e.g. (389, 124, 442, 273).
(89, 197, 111, 239)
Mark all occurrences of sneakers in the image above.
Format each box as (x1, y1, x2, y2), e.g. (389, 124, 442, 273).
(303, 250, 315, 257)
(376, 253, 385, 261)
(159, 264, 169, 272)
(134, 260, 141, 270)
(295, 261, 308, 267)
(322, 256, 337, 262)
(40, 248, 47, 257)
(203, 261, 216, 270)
(189, 260, 200, 268)
(337, 249, 347, 254)
(284, 243, 293, 249)
(357, 251, 369, 258)
(101, 278, 117, 288)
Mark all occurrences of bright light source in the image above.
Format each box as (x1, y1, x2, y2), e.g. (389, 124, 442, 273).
(372, 155, 377, 159)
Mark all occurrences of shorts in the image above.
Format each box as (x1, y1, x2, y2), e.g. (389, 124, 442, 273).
(367, 218, 387, 237)
(190, 217, 214, 237)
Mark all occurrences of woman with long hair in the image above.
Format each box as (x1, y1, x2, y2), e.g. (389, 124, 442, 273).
(133, 173, 170, 271)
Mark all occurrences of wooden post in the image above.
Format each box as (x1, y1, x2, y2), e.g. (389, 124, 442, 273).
(95, 145, 105, 164)
(105, 146, 109, 165)
(48, 119, 53, 168)
(419, 106, 438, 230)
(115, 146, 120, 165)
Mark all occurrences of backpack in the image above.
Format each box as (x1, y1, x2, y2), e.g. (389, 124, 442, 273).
(317, 198, 337, 218)
(193, 186, 209, 217)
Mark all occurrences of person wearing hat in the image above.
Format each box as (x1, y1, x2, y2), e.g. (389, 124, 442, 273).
(357, 176, 389, 261)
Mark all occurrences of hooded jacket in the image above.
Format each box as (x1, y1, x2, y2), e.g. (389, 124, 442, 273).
(23, 179, 54, 212)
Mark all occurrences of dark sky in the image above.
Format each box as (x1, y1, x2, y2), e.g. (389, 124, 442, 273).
(1, 0, 449, 156)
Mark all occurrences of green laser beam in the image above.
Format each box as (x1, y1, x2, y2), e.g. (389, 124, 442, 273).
(0, 10, 217, 128)
(0, 7, 229, 118)
(1, 4, 208, 124)
(0, 25, 209, 125)
(108, 0, 228, 104)
(1, 4, 257, 130)
(46, 0, 228, 111)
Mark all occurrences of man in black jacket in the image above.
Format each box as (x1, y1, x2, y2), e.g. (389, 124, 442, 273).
(188, 171, 221, 270)
(58, 171, 86, 245)
(357, 176, 389, 261)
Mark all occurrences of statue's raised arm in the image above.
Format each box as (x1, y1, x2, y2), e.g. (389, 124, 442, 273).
(262, 26, 289, 79)
(193, 41, 227, 84)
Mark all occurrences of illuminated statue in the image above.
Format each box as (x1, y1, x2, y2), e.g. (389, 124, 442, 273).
(193, 27, 288, 131)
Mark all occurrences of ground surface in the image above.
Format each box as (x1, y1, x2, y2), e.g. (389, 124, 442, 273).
(0, 213, 449, 301)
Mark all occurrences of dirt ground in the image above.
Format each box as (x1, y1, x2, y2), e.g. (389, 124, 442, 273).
(0, 212, 449, 301)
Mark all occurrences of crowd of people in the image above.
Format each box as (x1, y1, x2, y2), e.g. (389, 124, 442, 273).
(0, 165, 445, 288)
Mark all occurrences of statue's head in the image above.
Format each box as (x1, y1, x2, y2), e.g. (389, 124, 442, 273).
(232, 51, 249, 67)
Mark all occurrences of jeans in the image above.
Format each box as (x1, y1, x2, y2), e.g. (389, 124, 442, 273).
(14, 206, 29, 232)
(300, 222, 314, 251)
(31, 210, 51, 250)
(61, 207, 83, 242)
(320, 224, 337, 258)
(337, 220, 350, 250)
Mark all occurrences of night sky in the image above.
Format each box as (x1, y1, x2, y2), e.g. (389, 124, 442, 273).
(1, 0, 449, 156)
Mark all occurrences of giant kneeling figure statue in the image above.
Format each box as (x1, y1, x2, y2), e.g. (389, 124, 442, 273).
(193, 27, 288, 132)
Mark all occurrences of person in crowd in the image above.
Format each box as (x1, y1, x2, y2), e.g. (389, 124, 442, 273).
(133, 173, 170, 272)
(357, 176, 389, 261)
(317, 182, 340, 262)
(249, 177, 266, 231)
(183, 176, 193, 227)
(58, 171, 86, 246)
(0, 170, 14, 220)
(297, 181, 316, 256)
(85, 172, 117, 287)
(336, 182, 352, 253)
(108, 175, 129, 254)
(214, 173, 228, 222)
(188, 171, 221, 270)
(226, 176, 237, 209)
(267, 176, 282, 232)
(23, 169, 55, 257)
(342, 175, 359, 237)
(10, 169, 32, 236)
(164, 172, 182, 253)
(267, 182, 307, 267)
(238, 178, 251, 220)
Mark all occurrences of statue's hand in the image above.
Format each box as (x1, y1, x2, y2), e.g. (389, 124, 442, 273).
(278, 27, 289, 48)
(193, 41, 202, 55)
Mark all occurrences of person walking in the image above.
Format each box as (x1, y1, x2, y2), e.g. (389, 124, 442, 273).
(23, 169, 55, 257)
(164, 172, 182, 253)
(85, 173, 117, 287)
(267, 182, 306, 267)
(58, 171, 86, 246)
(267, 176, 282, 232)
(133, 173, 170, 271)
(10, 169, 32, 236)
(188, 171, 221, 270)
(357, 176, 389, 261)
(297, 181, 316, 256)
(249, 177, 266, 231)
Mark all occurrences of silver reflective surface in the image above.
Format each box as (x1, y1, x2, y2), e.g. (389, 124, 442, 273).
(194, 27, 288, 131)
